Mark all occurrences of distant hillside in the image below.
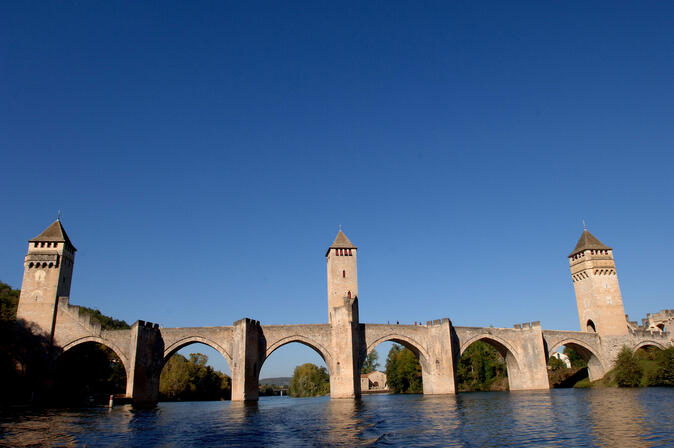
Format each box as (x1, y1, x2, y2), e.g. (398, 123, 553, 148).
(260, 377, 291, 387)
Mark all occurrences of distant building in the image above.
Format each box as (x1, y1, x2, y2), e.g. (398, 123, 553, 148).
(360, 371, 388, 392)
(550, 352, 571, 368)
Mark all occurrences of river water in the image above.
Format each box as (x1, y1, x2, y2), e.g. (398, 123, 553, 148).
(1, 388, 673, 447)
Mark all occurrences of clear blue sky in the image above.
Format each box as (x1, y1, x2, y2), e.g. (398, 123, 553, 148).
(2, 1, 673, 377)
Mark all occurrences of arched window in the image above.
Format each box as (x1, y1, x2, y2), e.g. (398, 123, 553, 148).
(347, 291, 351, 299)
(342, 270, 346, 278)
(586, 320, 596, 333)
(348, 249, 352, 256)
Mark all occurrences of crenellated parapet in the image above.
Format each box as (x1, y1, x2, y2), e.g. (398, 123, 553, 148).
(512, 321, 541, 330)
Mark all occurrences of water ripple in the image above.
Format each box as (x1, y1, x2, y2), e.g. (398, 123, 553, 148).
(1, 388, 673, 447)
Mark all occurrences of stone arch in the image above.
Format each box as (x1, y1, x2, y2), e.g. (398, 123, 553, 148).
(633, 340, 668, 352)
(459, 334, 521, 390)
(365, 333, 434, 394)
(264, 335, 334, 371)
(365, 334, 431, 369)
(162, 336, 233, 371)
(459, 334, 521, 369)
(61, 336, 130, 374)
(547, 337, 607, 381)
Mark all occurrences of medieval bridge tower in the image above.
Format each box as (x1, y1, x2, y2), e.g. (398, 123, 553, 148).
(16, 219, 76, 343)
(326, 229, 358, 324)
(569, 229, 628, 338)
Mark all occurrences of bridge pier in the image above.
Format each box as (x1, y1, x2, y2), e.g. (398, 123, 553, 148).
(422, 319, 456, 394)
(231, 318, 264, 402)
(126, 320, 164, 405)
(329, 297, 361, 399)
(507, 323, 549, 391)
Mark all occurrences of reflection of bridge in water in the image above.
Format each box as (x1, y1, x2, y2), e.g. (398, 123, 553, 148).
(15, 221, 673, 404)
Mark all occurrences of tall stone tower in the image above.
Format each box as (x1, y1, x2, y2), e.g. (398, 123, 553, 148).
(326, 229, 358, 323)
(16, 219, 76, 341)
(325, 229, 361, 398)
(569, 229, 628, 336)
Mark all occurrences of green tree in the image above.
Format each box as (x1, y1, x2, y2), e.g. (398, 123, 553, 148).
(648, 347, 674, 386)
(289, 363, 330, 397)
(361, 351, 380, 374)
(159, 353, 231, 401)
(614, 346, 643, 387)
(160, 354, 191, 399)
(259, 384, 275, 396)
(456, 341, 507, 391)
(385, 344, 422, 393)
(78, 306, 130, 330)
(549, 356, 566, 371)
(0, 281, 20, 322)
(564, 347, 587, 368)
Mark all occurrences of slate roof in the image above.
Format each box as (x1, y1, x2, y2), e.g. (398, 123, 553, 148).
(30, 219, 76, 250)
(569, 229, 609, 257)
(326, 230, 357, 256)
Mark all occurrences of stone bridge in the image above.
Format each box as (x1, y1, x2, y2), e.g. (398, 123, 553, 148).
(50, 296, 672, 404)
(14, 221, 674, 404)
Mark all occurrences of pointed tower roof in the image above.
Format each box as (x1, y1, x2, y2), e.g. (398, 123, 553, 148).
(569, 229, 609, 257)
(29, 219, 76, 250)
(326, 230, 357, 256)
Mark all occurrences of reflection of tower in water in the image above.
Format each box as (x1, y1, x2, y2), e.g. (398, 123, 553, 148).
(585, 389, 651, 447)
(321, 399, 368, 445)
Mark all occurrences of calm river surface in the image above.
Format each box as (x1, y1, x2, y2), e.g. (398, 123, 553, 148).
(1, 388, 673, 447)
